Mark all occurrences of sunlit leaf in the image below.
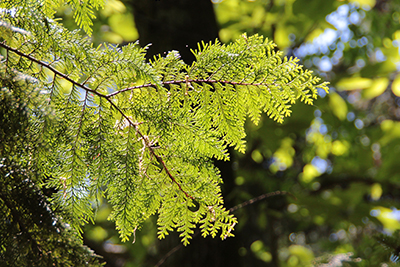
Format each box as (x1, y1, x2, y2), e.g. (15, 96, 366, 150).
(328, 92, 347, 120)
(349, 0, 376, 8)
(336, 77, 372, 91)
(370, 183, 382, 201)
(362, 77, 389, 99)
(373, 206, 400, 232)
(299, 164, 320, 183)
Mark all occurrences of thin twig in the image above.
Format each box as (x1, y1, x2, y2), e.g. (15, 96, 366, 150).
(154, 241, 186, 267)
(108, 102, 193, 199)
(0, 42, 106, 99)
(106, 78, 274, 98)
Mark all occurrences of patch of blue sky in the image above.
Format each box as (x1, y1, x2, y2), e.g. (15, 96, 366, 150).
(311, 156, 330, 174)
(293, 3, 367, 72)
(319, 124, 328, 135)
(295, 29, 338, 58)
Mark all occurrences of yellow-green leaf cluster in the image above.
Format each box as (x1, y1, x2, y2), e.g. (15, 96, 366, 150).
(0, 1, 328, 244)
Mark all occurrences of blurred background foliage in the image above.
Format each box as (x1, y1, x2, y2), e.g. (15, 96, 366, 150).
(54, 0, 400, 266)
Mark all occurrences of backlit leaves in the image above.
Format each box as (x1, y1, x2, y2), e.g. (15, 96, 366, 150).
(0, 0, 328, 244)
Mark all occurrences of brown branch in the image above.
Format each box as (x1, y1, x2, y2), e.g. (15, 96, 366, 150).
(0, 42, 106, 99)
(229, 190, 296, 213)
(106, 78, 274, 98)
(152, 150, 194, 199)
(106, 101, 193, 199)
(154, 240, 187, 267)
(0, 41, 193, 199)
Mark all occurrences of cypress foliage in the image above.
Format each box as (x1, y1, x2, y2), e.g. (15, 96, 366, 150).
(0, 67, 101, 265)
(0, 0, 328, 254)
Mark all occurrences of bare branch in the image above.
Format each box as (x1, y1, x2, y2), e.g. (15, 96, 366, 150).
(229, 190, 296, 213)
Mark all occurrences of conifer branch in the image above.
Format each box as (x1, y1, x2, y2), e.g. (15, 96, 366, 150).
(107, 102, 193, 200)
(0, 192, 43, 256)
(0, 8, 328, 243)
(0, 41, 193, 200)
(106, 79, 278, 98)
(0, 41, 107, 99)
(155, 190, 295, 266)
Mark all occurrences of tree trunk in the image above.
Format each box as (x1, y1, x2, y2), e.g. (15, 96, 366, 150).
(126, 0, 219, 63)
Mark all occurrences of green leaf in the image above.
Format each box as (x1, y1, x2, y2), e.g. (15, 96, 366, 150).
(328, 92, 347, 120)
(362, 77, 389, 99)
